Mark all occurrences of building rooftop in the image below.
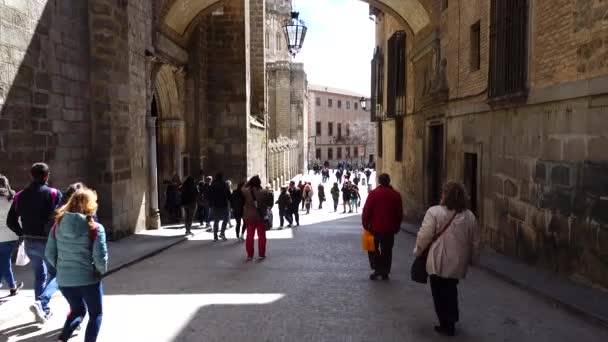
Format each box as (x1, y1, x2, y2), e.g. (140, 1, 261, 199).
(308, 84, 367, 98)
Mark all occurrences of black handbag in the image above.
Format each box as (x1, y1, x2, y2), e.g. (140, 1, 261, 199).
(411, 213, 457, 284)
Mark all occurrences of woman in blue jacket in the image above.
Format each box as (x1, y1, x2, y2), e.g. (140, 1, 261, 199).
(45, 187, 108, 342)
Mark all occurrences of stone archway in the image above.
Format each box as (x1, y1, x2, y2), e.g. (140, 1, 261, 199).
(161, 0, 431, 42)
(151, 64, 187, 223)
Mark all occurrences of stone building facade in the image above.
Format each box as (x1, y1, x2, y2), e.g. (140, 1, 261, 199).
(308, 85, 376, 168)
(370, 0, 608, 288)
(265, 0, 309, 182)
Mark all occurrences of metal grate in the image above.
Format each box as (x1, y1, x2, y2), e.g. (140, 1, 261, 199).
(489, 0, 528, 99)
(387, 31, 407, 117)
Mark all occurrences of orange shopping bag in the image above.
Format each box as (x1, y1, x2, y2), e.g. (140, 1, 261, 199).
(362, 230, 376, 252)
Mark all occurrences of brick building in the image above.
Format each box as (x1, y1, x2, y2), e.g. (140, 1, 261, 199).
(308, 85, 376, 167)
(369, 0, 608, 288)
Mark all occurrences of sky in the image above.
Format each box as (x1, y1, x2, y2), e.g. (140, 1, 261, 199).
(292, 0, 375, 96)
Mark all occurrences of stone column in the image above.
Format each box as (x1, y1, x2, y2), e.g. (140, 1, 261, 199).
(147, 117, 161, 229)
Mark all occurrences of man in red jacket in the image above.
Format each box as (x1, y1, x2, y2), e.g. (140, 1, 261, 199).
(362, 173, 403, 280)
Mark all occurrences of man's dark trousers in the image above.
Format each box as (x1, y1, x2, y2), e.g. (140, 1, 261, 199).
(367, 232, 394, 276)
(289, 204, 300, 225)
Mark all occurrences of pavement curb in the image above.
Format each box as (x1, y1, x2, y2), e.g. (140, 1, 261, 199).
(103, 235, 189, 278)
(399, 225, 608, 330)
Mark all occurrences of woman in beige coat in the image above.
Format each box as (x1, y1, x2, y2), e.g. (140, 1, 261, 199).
(414, 182, 480, 337)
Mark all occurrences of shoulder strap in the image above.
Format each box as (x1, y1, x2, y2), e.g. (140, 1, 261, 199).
(430, 212, 457, 246)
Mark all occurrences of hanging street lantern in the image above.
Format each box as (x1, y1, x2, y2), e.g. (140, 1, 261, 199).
(360, 97, 368, 111)
(282, 11, 307, 57)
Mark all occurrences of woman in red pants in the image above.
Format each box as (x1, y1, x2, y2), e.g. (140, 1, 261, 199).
(242, 176, 274, 261)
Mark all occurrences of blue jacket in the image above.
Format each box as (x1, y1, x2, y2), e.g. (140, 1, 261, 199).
(45, 213, 108, 287)
(6, 182, 62, 239)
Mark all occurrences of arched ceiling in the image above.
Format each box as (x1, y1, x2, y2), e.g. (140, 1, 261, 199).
(163, 0, 430, 40)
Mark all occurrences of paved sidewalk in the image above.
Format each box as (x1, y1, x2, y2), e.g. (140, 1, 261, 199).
(0, 226, 196, 323)
(402, 222, 608, 327)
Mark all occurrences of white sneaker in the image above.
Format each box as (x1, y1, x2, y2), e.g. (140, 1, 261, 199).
(30, 301, 47, 324)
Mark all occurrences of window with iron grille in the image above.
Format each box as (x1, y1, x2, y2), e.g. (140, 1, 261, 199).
(316, 121, 321, 136)
(328, 148, 333, 160)
(316, 97, 321, 106)
(395, 117, 403, 161)
(338, 100, 342, 109)
(337, 147, 342, 159)
(370, 47, 384, 121)
(378, 123, 383, 158)
(387, 31, 406, 118)
(470, 21, 481, 71)
(346, 101, 350, 109)
(328, 122, 333, 136)
(346, 124, 350, 137)
(328, 98, 333, 107)
(355, 102, 358, 110)
(489, 0, 528, 100)
(338, 123, 342, 139)
(316, 148, 321, 160)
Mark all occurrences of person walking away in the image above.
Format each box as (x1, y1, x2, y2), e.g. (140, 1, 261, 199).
(353, 174, 361, 187)
(365, 169, 372, 185)
(226, 180, 234, 228)
(361, 173, 403, 281)
(265, 184, 275, 229)
(317, 183, 326, 209)
(341, 181, 351, 213)
(303, 182, 314, 214)
(165, 175, 181, 224)
(288, 181, 302, 226)
(277, 187, 293, 229)
(199, 176, 213, 229)
(330, 183, 340, 212)
(45, 187, 107, 342)
(230, 181, 246, 240)
(298, 181, 306, 211)
(179, 176, 198, 236)
(209, 173, 231, 241)
(336, 169, 343, 184)
(0, 175, 24, 296)
(350, 184, 361, 213)
(243, 176, 273, 260)
(344, 170, 351, 182)
(6, 163, 62, 323)
(414, 182, 480, 337)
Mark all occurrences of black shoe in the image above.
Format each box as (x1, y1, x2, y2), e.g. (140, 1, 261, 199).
(434, 325, 455, 337)
(369, 272, 380, 281)
(381, 274, 390, 281)
(9, 281, 24, 296)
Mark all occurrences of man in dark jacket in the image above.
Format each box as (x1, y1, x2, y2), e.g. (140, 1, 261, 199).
(209, 173, 231, 241)
(288, 181, 302, 226)
(277, 186, 292, 228)
(361, 173, 403, 281)
(7, 163, 63, 323)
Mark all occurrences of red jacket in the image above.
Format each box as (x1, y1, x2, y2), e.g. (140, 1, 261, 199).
(362, 185, 403, 234)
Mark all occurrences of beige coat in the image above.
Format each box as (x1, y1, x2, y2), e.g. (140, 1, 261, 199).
(414, 205, 480, 279)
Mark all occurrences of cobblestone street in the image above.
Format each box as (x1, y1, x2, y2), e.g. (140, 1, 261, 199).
(1, 174, 608, 341)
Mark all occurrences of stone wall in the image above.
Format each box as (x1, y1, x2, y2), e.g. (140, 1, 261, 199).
(0, 0, 90, 189)
(199, 0, 250, 182)
(267, 61, 307, 175)
(373, 1, 608, 287)
(268, 136, 298, 190)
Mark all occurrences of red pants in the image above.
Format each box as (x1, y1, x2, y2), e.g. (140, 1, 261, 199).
(245, 220, 266, 258)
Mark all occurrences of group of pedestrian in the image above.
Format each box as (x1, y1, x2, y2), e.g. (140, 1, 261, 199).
(340, 181, 361, 213)
(362, 173, 480, 337)
(3, 163, 108, 342)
